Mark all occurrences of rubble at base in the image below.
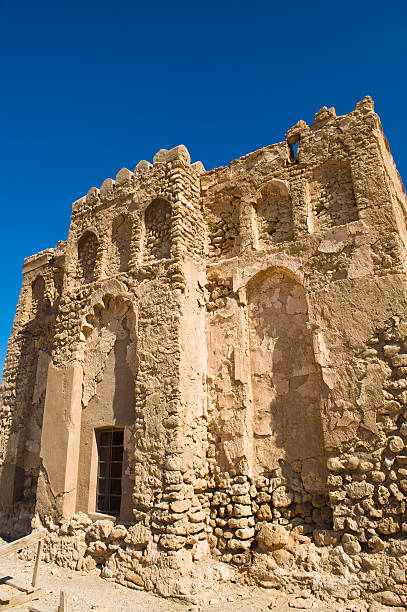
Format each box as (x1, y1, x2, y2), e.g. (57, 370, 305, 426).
(5, 513, 402, 607)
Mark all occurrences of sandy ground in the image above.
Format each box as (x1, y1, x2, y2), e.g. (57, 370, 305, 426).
(0, 540, 397, 611)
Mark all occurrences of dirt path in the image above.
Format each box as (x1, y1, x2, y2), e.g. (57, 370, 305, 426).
(0, 542, 392, 611)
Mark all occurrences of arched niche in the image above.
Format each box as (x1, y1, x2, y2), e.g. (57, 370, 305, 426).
(10, 274, 53, 513)
(144, 198, 172, 262)
(255, 182, 293, 247)
(31, 275, 46, 317)
(53, 267, 64, 299)
(247, 267, 327, 496)
(78, 230, 99, 283)
(112, 214, 132, 273)
(310, 160, 358, 231)
(76, 294, 137, 521)
(206, 196, 239, 261)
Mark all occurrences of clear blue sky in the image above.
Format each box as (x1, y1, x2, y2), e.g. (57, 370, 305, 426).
(1, 0, 406, 375)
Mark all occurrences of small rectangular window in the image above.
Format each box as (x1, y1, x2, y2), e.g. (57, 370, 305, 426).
(96, 428, 124, 515)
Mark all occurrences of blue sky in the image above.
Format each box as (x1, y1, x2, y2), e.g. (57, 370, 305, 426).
(0, 0, 406, 375)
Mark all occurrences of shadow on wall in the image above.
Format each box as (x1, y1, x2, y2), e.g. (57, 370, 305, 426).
(113, 321, 136, 421)
(78, 231, 99, 283)
(247, 268, 327, 495)
(112, 214, 132, 274)
(76, 296, 136, 521)
(0, 275, 57, 534)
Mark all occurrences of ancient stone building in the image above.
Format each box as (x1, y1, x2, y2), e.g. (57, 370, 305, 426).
(1, 97, 407, 603)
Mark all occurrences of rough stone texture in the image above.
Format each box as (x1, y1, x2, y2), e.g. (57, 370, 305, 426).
(256, 523, 290, 551)
(1, 97, 407, 606)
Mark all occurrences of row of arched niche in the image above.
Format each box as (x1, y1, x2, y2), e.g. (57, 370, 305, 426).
(27, 199, 171, 318)
(77, 198, 172, 283)
(75, 186, 295, 283)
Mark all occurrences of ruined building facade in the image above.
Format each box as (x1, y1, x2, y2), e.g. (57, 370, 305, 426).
(1, 97, 407, 600)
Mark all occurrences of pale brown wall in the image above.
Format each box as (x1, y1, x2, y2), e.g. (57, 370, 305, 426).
(247, 269, 326, 488)
(3, 98, 407, 563)
(76, 336, 134, 521)
(76, 299, 136, 522)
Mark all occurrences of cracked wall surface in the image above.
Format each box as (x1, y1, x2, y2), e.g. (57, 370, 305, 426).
(1, 97, 407, 604)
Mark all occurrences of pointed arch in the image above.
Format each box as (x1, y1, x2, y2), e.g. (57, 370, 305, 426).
(76, 286, 138, 521)
(247, 267, 327, 498)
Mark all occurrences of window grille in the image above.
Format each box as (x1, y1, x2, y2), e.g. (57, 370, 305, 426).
(96, 428, 124, 515)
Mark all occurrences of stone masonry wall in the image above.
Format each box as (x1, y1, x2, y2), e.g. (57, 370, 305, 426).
(2, 98, 407, 606)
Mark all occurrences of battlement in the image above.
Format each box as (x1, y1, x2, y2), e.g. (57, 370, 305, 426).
(16, 97, 407, 313)
(26, 97, 395, 286)
(72, 144, 205, 211)
(14, 97, 406, 303)
(70, 96, 381, 208)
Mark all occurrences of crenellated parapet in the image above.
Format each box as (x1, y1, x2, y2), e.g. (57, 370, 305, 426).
(22, 97, 404, 303)
(60, 144, 205, 296)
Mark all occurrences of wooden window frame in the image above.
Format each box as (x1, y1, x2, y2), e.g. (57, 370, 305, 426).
(95, 428, 124, 516)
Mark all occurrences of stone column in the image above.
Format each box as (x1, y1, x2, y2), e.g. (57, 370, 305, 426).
(290, 176, 311, 239)
(239, 198, 258, 252)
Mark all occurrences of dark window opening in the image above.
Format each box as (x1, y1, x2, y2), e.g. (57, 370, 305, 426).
(287, 135, 300, 163)
(96, 428, 124, 515)
(290, 141, 298, 161)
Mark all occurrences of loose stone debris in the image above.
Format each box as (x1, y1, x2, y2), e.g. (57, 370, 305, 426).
(1, 97, 407, 608)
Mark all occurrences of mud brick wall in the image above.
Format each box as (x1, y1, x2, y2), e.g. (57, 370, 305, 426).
(2, 98, 407, 604)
